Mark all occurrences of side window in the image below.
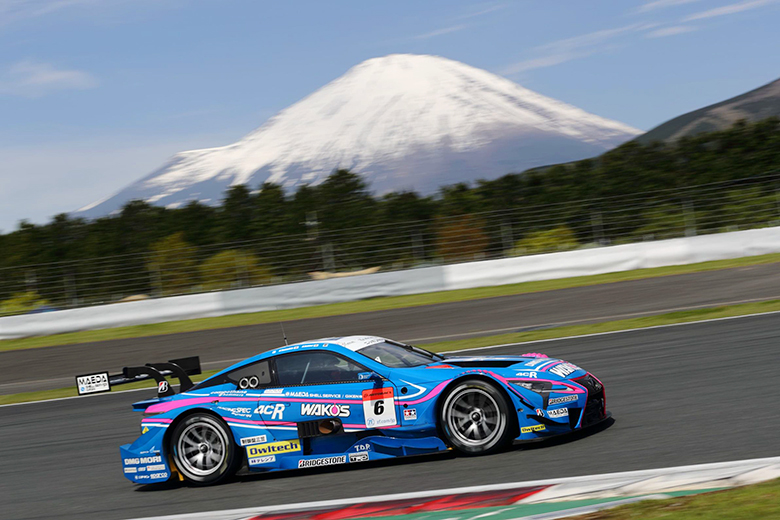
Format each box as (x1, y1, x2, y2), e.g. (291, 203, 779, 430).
(226, 360, 272, 389)
(275, 352, 366, 386)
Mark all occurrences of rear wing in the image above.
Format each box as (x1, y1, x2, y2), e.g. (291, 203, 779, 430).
(75, 357, 201, 398)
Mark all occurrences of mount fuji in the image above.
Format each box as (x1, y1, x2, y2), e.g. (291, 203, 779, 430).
(77, 54, 640, 217)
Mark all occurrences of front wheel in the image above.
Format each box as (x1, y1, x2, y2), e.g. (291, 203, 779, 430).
(440, 379, 515, 455)
(170, 413, 239, 485)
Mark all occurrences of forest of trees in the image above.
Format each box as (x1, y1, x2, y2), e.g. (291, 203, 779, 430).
(1, 117, 779, 313)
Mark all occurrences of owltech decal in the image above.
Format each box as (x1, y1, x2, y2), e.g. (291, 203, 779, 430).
(246, 440, 301, 458)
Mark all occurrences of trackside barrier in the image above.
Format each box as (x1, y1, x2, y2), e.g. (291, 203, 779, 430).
(2, 226, 780, 340)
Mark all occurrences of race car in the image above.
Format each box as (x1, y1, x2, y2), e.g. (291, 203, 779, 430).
(77, 336, 608, 485)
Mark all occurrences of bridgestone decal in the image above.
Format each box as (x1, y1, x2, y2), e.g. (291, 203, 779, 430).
(298, 455, 347, 468)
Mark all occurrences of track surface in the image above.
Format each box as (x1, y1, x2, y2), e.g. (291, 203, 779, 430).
(2, 312, 780, 520)
(4, 262, 780, 394)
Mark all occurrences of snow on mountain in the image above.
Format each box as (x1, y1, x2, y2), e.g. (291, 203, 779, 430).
(77, 54, 640, 217)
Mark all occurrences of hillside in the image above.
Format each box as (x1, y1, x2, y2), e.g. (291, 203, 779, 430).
(637, 77, 780, 143)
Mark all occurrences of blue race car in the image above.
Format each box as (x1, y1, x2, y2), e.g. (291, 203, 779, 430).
(78, 336, 608, 485)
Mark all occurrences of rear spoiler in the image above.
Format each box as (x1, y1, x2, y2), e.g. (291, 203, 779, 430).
(75, 356, 201, 398)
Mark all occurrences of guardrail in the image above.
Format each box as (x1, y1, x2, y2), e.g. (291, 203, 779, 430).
(2, 225, 780, 339)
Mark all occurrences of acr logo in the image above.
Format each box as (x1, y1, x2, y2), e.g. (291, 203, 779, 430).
(254, 404, 285, 420)
(549, 363, 580, 378)
(516, 371, 538, 378)
(300, 403, 351, 418)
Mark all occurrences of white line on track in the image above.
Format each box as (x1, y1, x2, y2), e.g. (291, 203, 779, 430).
(5, 307, 780, 409)
(444, 308, 780, 353)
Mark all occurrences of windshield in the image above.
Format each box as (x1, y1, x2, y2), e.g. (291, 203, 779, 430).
(357, 341, 443, 368)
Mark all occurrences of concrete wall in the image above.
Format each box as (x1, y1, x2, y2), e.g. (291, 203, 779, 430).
(2, 226, 779, 340)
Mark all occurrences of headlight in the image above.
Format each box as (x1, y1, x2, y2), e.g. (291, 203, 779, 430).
(512, 381, 550, 393)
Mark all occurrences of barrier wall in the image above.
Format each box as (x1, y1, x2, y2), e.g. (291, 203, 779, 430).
(2, 226, 779, 340)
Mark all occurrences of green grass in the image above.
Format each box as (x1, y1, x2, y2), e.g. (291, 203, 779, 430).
(573, 478, 780, 519)
(4, 252, 780, 353)
(5, 296, 780, 406)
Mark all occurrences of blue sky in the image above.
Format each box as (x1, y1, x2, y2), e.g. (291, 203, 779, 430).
(0, 0, 778, 232)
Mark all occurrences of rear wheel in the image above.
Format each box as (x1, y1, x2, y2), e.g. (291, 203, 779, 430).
(170, 413, 239, 485)
(440, 379, 514, 455)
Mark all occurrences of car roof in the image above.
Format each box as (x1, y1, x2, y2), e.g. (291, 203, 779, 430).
(203, 335, 391, 382)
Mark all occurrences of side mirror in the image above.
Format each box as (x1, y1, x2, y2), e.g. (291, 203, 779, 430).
(358, 371, 381, 381)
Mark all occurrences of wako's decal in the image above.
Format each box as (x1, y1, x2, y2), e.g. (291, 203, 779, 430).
(362, 387, 397, 427)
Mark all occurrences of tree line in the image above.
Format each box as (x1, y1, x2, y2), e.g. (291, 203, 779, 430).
(1, 117, 779, 312)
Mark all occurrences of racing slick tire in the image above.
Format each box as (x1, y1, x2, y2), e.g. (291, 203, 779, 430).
(440, 378, 515, 455)
(170, 413, 240, 485)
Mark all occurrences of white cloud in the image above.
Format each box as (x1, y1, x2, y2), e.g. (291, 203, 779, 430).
(683, 0, 778, 20)
(452, 3, 507, 20)
(646, 25, 699, 37)
(0, 60, 98, 97)
(412, 24, 468, 40)
(0, 0, 95, 25)
(501, 23, 657, 74)
(636, 0, 703, 13)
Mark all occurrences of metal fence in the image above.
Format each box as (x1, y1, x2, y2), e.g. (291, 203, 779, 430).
(2, 173, 780, 316)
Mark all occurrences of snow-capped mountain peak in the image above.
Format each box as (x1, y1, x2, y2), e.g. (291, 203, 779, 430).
(78, 54, 640, 216)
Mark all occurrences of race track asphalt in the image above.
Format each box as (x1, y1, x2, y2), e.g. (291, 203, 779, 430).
(2, 312, 780, 520)
(4, 261, 780, 394)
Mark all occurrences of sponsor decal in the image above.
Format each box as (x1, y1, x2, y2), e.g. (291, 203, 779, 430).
(300, 403, 351, 418)
(349, 452, 369, 463)
(403, 408, 417, 420)
(262, 388, 285, 395)
(240, 435, 268, 446)
(549, 362, 581, 378)
(362, 387, 397, 427)
(535, 408, 544, 416)
(521, 424, 547, 433)
(141, 427, 149, 435)
(246, 440, 301, 458)
(525, 359, 548, 367)
(248, 455, 276, 465)
(157, 380, 169, 393)
(516, 371, 538, 378)
(353, 443, 371, 452)
(123, 467, 137, 474)
(547, 408, 569, 418)
(76, 372, 110, 395)
(548, 395, 578, 405)
(123, 456, 162, 465)
(149, 472, 168, 479)
(146, 464, 166, 471)
(255, 403, 286, 420)
(218, 406, 253, 418)
(298, 455, 347, 468)
(213, 390, 248, 396)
